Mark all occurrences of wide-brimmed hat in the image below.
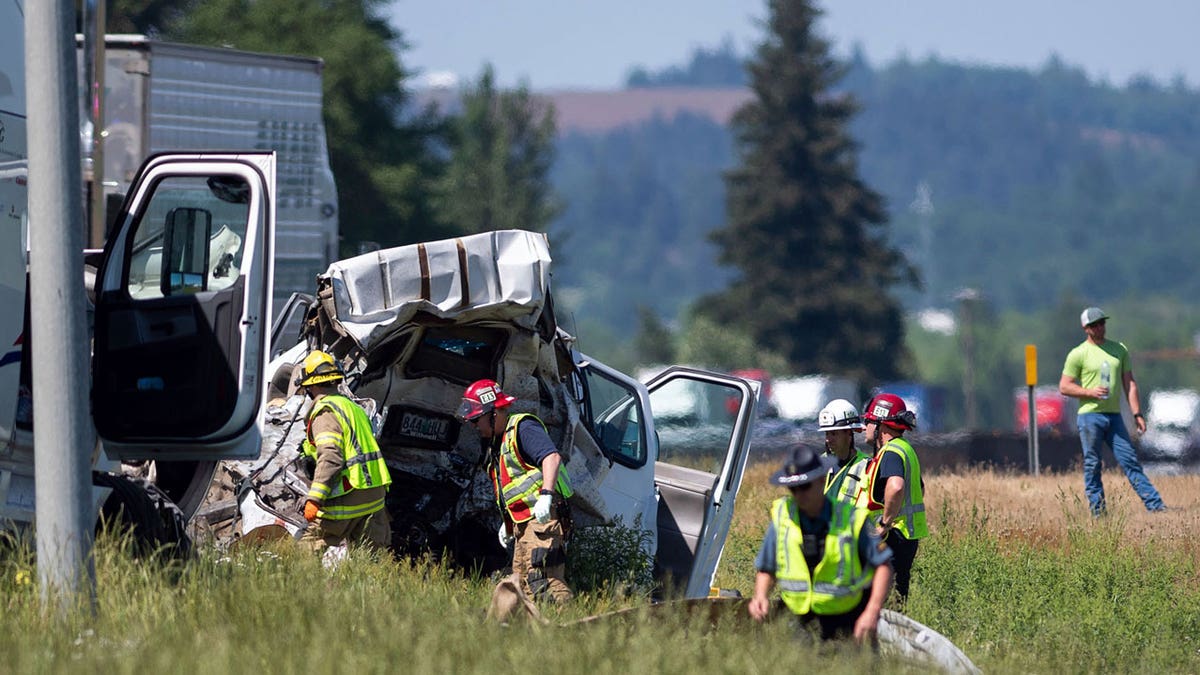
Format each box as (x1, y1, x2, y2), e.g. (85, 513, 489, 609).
(1080, 307, 1108, 327)
(771, 446, 839, 487)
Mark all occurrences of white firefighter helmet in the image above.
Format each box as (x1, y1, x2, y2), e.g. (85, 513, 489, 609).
(818, 398, 864, 432)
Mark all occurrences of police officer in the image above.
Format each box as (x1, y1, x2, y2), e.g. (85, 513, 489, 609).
(749, 446, 893, 644)
(295, 350, 392, 554)
(819, 399, 872, 507)
(861, 393, 927, 602)
(458, 379, 573, 603)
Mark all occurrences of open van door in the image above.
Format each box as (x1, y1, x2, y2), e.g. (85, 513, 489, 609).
(575, 362, 757, 598)
(646, 367, 757, 598)
(92, 152, 275, 460)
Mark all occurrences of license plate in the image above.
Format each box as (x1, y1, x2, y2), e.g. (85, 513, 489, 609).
(381, 405, 459, 449)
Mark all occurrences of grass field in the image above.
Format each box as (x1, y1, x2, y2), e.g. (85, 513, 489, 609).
(3, 462, 1199, 673)
(723, 462, 1200, 673)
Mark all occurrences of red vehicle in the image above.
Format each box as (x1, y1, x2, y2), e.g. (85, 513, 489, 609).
(730, 369, 776, 417)
(1014, 386, 1076, 433)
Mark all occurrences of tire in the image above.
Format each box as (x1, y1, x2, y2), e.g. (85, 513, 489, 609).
(94, 472, 193, 559)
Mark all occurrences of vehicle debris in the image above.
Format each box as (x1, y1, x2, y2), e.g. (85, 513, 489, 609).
(191, 229, 760, 598)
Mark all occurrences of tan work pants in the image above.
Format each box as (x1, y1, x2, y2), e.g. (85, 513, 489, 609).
(512, 504, 572, 603)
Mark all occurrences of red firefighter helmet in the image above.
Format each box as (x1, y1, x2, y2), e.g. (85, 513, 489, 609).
(457, 379, 516, 421)
(863, 392, 916, 430)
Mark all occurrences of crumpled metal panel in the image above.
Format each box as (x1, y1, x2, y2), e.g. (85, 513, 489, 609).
(323, 230, 552, 352)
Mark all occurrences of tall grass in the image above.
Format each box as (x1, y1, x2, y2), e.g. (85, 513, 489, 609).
(721, 462, 1200, 673)
(0, 529, 916, 674)
(3, 464, 1199, 672)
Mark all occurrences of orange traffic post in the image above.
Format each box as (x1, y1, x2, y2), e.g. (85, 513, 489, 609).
(1024, 344, 1039, 476)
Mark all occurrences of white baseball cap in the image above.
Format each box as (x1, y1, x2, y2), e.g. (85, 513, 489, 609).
(1080, 307, 1109, 327)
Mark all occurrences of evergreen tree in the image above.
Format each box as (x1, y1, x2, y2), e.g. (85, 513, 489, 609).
(434, 65, 559, 234)
(700, 0, 916, 383)
(632, 306, 677, 366)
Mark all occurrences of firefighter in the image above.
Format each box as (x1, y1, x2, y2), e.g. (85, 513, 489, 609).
(749, 445, 894, 644)
(860, 393, 927, 602)
(295, 350, 392, 554)
(457, 379, 574, 603)
(819, 399, 872, 506)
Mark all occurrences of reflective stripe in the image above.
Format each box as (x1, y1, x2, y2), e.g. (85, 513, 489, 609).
(813, 582, 861, 596)
(346, 450, 385, 468)
(308, 481, 331, 500)
(319, 496, 386, 520)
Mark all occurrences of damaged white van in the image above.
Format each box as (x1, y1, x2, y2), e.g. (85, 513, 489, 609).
(191, 229, 759, 598)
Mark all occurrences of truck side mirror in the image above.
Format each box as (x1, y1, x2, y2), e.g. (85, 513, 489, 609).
(160, 206, 212, 296)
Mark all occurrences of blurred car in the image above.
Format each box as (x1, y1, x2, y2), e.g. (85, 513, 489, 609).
(1139, 389, 1200, 463)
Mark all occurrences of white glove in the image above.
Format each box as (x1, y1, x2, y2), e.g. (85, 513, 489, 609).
(498, 523, 513, 549)
(533, 494, 553, 524)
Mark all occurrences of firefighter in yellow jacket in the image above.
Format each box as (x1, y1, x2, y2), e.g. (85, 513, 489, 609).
(458, 379, 573, 602)
(749, 445, 893, 644)
(295, 351, 392, 554)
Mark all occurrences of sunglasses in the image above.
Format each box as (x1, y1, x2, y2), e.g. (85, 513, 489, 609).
(792, 480, 819, 492)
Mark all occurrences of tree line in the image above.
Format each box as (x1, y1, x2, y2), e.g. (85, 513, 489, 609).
(102, 0, 1200, 430)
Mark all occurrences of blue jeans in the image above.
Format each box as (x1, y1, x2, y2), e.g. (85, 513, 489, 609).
(1077, 412, 1165, 513)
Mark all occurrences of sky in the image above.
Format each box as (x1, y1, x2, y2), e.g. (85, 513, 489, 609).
(389, 0, 1200, 91)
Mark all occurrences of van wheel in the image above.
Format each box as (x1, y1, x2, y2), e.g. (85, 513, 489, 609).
(94, 472, 192, 558)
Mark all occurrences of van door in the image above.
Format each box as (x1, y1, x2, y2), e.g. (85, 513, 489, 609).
(645, 367, 757, 599)
(577, 361, 757, 599)
(92, 152, 275, 460)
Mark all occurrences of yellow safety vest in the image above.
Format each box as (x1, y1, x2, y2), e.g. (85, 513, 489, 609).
(303, 395, 391, 519)
(860, 437, 928, 539)
(825, 449, 872, 507)
(772, 496, 873, 615)
(489, 413, 573, 523)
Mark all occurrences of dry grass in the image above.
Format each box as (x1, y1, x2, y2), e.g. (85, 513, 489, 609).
(927, 467, 1200, 550)
(732, 460, 1200, 559)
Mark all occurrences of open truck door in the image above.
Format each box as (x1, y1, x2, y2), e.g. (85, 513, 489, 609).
(92, 152, 275, 461)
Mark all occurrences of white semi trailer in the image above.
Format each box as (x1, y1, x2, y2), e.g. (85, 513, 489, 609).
(83, 34, 338, 314)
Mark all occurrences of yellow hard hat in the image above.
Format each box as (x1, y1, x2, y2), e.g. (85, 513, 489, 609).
(296, 350, 344, 387)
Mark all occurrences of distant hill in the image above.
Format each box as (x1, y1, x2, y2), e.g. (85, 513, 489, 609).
(414, 53, 1200, 348)
(416, 86, 750, 134)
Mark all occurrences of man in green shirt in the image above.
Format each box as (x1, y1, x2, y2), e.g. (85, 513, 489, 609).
(1059, 307, 1165, 515)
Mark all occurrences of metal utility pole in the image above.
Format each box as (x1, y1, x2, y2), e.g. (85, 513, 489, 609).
(910, 180, 935, 309)
(84, 0, 107, 248)
(955, 288, 981, 430)
(27, 0, 98, 613)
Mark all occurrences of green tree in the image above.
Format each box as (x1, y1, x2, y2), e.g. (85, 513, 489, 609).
(632, 306, 677, 366)
(435, 65, 559, 234)
(157, 0, 451, 254)
(101, 0, 182, 34)
(677, 311, 791, 375)
(699, 0, 916, 383)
